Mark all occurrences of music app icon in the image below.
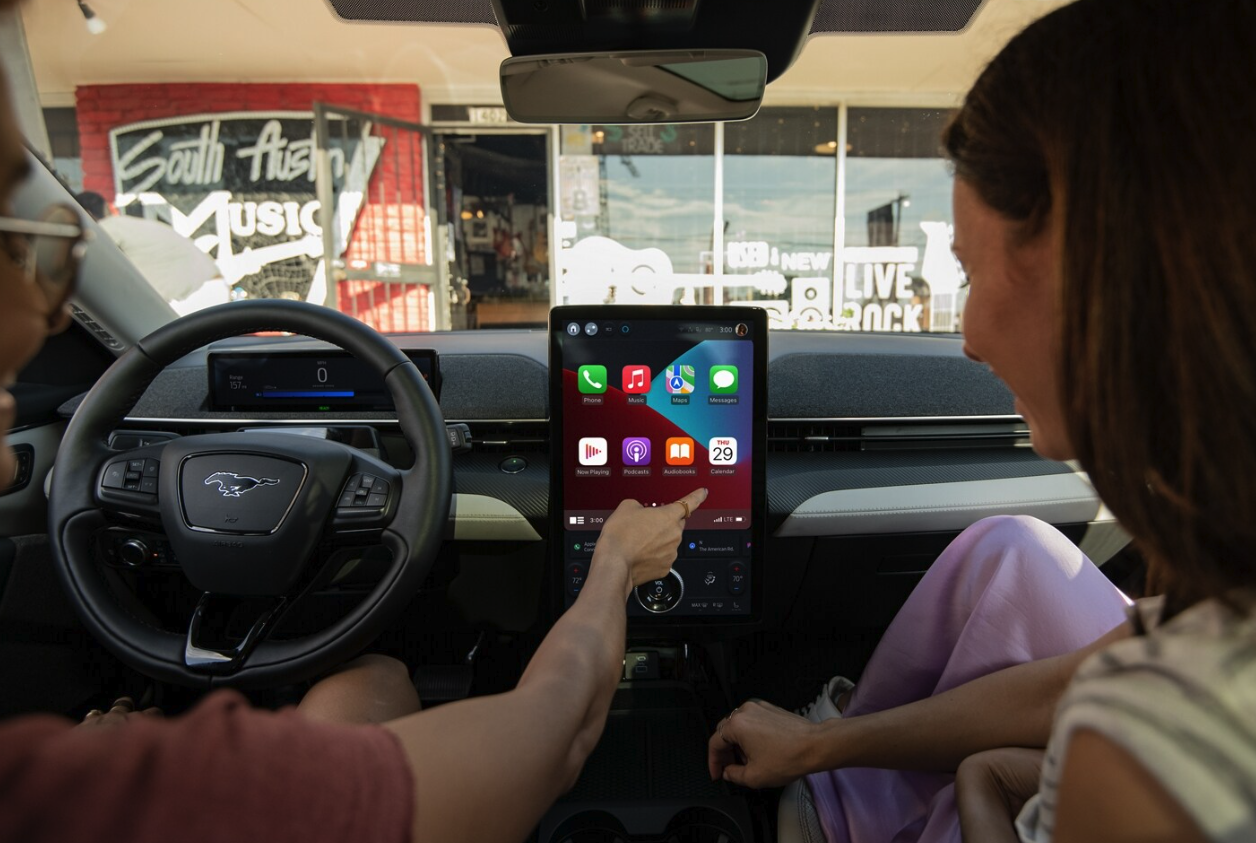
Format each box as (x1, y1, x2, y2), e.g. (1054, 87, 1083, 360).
(622, 365, 651, 394)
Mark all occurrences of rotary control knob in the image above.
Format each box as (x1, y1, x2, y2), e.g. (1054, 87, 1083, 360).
(634, 569, 684, 614)
(118, 537, 150, 568)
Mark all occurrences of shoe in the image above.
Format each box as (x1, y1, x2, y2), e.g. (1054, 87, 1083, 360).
(796, 675, 854, 724)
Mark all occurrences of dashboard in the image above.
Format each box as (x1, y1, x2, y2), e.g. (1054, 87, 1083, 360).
(59, 328, 1123, 633)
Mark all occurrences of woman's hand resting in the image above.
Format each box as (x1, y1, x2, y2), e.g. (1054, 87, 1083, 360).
(708, 699, 823, 788)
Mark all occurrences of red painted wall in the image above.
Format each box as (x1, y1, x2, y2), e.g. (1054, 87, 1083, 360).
(76, 83, 432, 332)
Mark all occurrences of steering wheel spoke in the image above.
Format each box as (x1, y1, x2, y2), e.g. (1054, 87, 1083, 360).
(184, 592, 289, 675)
(94, 443, 170, 519)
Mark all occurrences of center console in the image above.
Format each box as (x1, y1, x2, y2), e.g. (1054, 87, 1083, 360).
(538, 681, 755, 843)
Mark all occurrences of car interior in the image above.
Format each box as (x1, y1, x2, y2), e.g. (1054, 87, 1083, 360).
(1, 0, 1146, 840)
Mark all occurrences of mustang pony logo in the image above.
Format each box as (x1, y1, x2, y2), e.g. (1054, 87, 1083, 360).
(203, 472, 280, 498)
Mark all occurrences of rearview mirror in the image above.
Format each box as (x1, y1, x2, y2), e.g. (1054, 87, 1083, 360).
(500, 49, 767, 124)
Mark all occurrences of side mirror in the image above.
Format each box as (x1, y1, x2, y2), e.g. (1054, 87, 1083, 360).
(500, 49, 767, 124)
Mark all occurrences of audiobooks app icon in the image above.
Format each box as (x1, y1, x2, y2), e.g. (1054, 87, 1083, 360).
(665, 437, 695, 466)
(578, 437, 608, 466)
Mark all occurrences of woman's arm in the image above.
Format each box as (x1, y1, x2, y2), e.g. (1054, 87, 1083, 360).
(711, 621, 1131, 787)
(1053, 730, 1205, 843)
(955, 748, 1043, 843)
(386, 488, 707, 843)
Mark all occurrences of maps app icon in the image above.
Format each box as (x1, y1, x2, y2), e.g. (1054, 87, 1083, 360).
(666, 364, 695, 394)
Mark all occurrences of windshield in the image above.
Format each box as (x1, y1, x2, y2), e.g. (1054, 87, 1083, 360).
(9, 0, 1059, 335)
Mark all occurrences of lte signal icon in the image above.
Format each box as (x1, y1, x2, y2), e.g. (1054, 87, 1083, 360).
(578, 437, 608, 466)
(622, 437, 651, 465)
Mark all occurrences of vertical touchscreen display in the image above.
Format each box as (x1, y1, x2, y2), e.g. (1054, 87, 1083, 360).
(552, 307, 765, 620)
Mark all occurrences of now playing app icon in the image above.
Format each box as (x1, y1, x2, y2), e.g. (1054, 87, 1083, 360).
(578, 437, 608, 466)
(622, 437, 651, 466)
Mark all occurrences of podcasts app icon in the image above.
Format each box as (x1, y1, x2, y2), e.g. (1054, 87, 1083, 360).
(622, 437, 651, 466)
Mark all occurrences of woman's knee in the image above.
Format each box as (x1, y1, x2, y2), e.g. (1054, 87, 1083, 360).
(916, 515, 1095, 608)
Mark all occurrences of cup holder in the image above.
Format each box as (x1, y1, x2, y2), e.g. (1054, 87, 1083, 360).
(551, 811, 630, 843)
(660, 807, 743, 843)
(547, 807, 743, 843)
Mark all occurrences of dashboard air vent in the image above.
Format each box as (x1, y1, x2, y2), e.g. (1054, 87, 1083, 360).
(464, 421, 550, 453)
(769, 419, 1030, 452)
(768, 421, 862, 453)
(71, 305, 124, 351)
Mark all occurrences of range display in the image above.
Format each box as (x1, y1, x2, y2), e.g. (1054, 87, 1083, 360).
(550, 306, 766, 620)
(209, 350, 439, 411)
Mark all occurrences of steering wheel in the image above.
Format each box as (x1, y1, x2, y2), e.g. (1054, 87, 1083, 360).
(47, 301, 452, 689)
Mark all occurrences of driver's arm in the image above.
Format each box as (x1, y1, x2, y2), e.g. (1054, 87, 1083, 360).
(385, 488, 707, 843)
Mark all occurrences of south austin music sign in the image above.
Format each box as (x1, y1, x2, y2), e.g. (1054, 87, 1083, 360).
(109, 112, 382, 294)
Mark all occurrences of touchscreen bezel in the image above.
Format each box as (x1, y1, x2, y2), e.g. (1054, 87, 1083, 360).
(208, 349, 440, 411)
(548, 305, 767, 625)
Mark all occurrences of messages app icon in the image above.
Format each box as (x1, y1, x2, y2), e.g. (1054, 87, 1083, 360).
(709, 365, 738, 394)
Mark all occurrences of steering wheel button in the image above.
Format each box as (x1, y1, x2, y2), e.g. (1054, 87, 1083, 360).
(338, 490, 357, 507)
(373, 480, 390, 495)
(143, 459, 160, 477)
(125, 471, 142, 481)
(360, 475, 376, 489)
(102, 462, 128, 489)
(123, 480, 141, 491)
(140, 477, 158, 495)
(127, 459, 146, 473)
(366, 492, 387, 508)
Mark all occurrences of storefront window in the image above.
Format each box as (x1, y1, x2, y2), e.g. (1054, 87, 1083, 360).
(841, 107, 962, 333)
(722, 107, 837, 329)
(557, 124, 714, 306)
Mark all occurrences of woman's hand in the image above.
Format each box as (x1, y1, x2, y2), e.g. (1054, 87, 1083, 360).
(593, 487, 708, 591)
(707, 699, 823, 788)
(956, 747, 1044, 843)
(78, 697, 162, 729)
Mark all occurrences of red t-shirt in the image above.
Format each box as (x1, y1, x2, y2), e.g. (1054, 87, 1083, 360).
(0, 690, 413, 843)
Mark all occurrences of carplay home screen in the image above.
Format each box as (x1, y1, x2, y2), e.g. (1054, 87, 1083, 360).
(558, 316, 755, 615)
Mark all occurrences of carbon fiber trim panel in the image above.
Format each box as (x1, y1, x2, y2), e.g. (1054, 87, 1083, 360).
(453, 452, 550, 519)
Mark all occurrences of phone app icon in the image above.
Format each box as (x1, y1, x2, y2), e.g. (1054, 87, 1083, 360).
(578, 365, 607, 394)
(622, 437, 651, 465)
(578, 437, 608, 466)
(622, 365, 651, 393)
(708, 436, 738, 465)
(665, 364, 695, 394)
(665, 437, 695, 465)
(709, 365, 738, 394)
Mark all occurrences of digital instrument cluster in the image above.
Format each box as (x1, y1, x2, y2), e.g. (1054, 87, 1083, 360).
(209, 350, 439, 411)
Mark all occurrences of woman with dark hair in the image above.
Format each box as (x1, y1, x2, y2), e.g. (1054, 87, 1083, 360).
(710, 1, 1256, 841)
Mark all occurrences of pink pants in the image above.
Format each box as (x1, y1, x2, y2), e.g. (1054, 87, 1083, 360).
(805, 516, 1131, 843)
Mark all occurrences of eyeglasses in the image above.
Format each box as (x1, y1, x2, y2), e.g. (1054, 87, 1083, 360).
(0, 204, 89, 315)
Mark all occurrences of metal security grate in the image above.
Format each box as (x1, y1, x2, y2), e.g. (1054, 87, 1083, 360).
(326, 0, 983, 32)
(327, 0, 497, 24)
(810, 0, 984, 32)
